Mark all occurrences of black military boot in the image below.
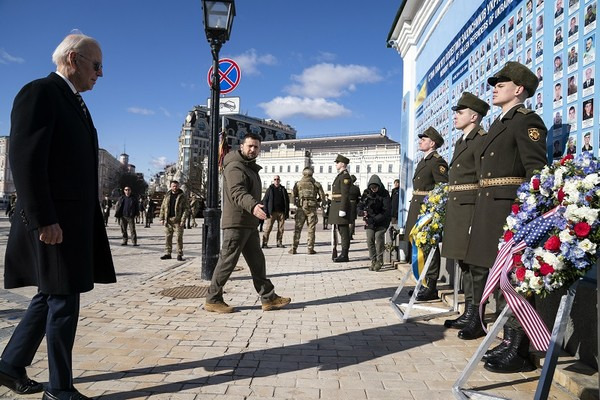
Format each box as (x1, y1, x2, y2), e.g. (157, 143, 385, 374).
(484, 329, 535, 373)
(458, 307, 486, 340)
(334, 249, 349, 262)
(482, 325, 515, 362)
(416, 279, 438, 301)
(444, 302, 474, 329)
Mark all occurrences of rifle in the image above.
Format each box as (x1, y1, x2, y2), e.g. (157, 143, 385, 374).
(331, 224, 338, 260)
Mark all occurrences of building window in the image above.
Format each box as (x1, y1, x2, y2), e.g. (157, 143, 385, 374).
(279, 165, 283, 173)
(367, 165, 371, 173)
(327, 183, 332, 191)
(378, 164, 382, 173)
(320, 166, 323, 173)
(287, 165, 291, 172)
(328, 166, 332, 173)
(389, 164, 393, 173)
(295, 165, 299, 172)
(356, 165, 360, 173)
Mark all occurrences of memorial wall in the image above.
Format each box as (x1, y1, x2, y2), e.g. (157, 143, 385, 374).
(413, 0, 597, 164)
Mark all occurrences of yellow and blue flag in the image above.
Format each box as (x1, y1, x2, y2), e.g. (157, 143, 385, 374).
(409, 212, 433, 281)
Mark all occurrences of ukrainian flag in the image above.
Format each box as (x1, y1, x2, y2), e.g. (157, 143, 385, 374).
(409, 212, 432, 281)
(414, 78, 428, 109)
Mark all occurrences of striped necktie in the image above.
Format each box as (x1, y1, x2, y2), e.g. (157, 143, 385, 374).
(75, 92, 88, 117)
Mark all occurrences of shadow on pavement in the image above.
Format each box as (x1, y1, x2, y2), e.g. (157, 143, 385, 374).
(77, 321, 446, 399)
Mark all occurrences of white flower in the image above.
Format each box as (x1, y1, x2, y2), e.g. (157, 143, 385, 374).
(578, 239, 597, 254)
(562, 181, 581, 203)
(583, 173, 600, 189)
(506, 215, 517, 229)
(526, 195, 537, 206)
(553, 167, 567, 189)
(559, 229, 574, 243)
(542, 251, 564, 270)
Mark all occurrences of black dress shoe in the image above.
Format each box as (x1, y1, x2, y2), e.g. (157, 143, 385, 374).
(0, 370, 43, 394)
(160, 254, 171, 260)
(43, 388, 91, 400)
(333, 255, 349, 262)
(416, 286, 438, 301)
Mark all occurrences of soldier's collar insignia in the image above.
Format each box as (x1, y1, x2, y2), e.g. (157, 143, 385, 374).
(439, 165, 447, 173)
(528, 128, 540, 141)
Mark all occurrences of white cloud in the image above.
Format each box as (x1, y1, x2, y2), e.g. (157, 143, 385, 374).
(180, 82, 197, 90)
(259, 96, 351, 120)
(127, 107, 155, 115)
(159, 107, 171, 117)
(150, 156, 169, 169)
(0, 49, 24, 64)
(227, 48, 277, 76)
(286, 63, 382, 98)
(316, 51, 336, 62)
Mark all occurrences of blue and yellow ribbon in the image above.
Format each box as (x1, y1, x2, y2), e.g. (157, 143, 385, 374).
(409, 212, 433, 281)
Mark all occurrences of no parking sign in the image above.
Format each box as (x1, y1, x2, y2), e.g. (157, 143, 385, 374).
(207, 58, 241, 95)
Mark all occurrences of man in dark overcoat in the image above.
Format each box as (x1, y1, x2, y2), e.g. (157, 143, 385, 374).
(329, 154, 352, 262)
(440, 92, 490, 340)
(405, 127, 448, 301)
(0, 33, 116, 400)
(463, 61, 547, 373)
(348, 175, 361, 239)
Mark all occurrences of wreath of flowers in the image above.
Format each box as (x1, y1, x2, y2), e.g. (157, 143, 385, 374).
(414, 182, 448, 255)
(502, 153, 600, 297)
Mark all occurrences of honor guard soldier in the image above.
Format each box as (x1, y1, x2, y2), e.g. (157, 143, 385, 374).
(329, 154, 352, 262)
(289, 167, 325, 254)
(441, 92, 490, 339)
(463, 61, 547, 373)
(405, 126, 449, 301)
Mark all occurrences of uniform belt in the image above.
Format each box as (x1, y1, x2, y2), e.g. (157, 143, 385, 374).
(479, 177, 526, 187)
(331, 194, 342, 199)
(448, 183, 479, 192)
(412, 190, 429, 196)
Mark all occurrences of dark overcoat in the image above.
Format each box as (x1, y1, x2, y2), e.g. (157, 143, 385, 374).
(5, 72, 116, 295)
(348, 184, 361, 221)
(441, 126, 487, 260)
(328, 169, 352, 225)
(405, 151, 449, 236)
(464, 105, 548, 268)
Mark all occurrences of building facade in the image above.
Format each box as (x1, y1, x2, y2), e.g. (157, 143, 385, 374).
(257, 129, 402, 205)
(0, 136, 14, 203)
(175, 105, 297, 196)
(98, 149, 123, 200)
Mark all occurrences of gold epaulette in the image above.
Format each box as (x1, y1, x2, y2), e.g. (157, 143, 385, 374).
(433, 153, 441, 158)
(516, 107, 533, 114)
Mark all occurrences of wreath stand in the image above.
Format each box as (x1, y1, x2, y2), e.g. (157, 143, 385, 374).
(452, 280, 580, 400)
(389, 245, 459, 322)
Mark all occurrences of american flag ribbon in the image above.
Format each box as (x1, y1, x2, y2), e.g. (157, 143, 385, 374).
(479, 206, 562, 352)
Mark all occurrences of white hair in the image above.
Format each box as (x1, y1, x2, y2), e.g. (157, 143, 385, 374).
(51, 33, 100, 67)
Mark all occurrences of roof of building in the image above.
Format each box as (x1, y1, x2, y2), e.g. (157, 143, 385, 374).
(261, 132, 399, 153)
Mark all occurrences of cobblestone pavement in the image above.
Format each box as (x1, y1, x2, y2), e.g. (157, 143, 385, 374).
(0, 216, 578, 399)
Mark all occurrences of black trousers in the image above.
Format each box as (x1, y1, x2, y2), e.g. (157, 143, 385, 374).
(1, 291, 80, 391)
(337, 224, 350, 252)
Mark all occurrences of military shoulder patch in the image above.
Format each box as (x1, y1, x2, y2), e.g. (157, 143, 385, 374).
(528, 128, 541, 141)
(343, 178, 350, 184)
(439, 165, 447, 173)
(517, 107, 533, 114)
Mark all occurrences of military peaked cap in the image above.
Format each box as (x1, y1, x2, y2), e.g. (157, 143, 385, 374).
(451, 92, 490, 116)
(487, 61, 539, 97)
(418, 126, 444, 147)
(335, 154, 350, 164)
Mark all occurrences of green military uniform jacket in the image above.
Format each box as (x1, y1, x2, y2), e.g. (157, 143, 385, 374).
(348, 184, 361, 221)
(441, 126, 486, 261)
(328, 169, 352, 225)
(405, 151, 449, 236)
(464, 105, 548, 268)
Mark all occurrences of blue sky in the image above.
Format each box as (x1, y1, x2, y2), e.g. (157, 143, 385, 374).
(0, 0, 403, 177)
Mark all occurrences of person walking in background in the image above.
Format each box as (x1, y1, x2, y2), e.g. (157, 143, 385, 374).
(187, 194, 200, 228)
(440, 92, 489, 340)
(114, 186, 139, 246)
(329, 154, 352, 262)
(348, 175, 361, 240)
(145, 199, 156, 228)
(262, 175, 290, 248)
(289, 167, 325, 255)
(0, 33, 116, 400)
(205, 133, 291, 314)
(101, 195, 112, 226)
(322, 194, 331, 229)
(136, 196, 144, 224)
(405, 126, 449, 301)
(159, 180, 188, 261)
(360, 175, 391, 271)
(388, 179, 400, 242)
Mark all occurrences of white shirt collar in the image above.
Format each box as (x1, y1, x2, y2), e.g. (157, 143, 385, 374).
(55, 71, 77, 94)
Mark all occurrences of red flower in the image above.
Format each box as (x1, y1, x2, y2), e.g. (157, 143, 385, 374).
(504, 230, 514, 241)
(574, 222, 591, 238)
(516, 267, 526, 281)
(558, 187, 565, 203)
(513, 253, 522, 265)
(532, 178, 540, 190)
(511, 204, 520, 214)
(544, 235, 561, 251)
(560, 154, 574, 165)
(540, 262, 555, 276)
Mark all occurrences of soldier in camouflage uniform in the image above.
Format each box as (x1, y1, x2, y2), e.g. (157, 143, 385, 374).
(289, 167, 325, 254)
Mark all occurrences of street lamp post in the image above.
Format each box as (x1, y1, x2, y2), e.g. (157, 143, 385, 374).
(201, 0, 235, 280)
